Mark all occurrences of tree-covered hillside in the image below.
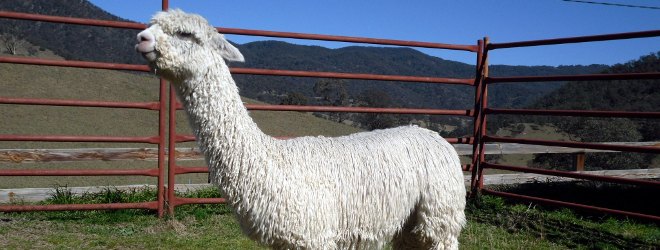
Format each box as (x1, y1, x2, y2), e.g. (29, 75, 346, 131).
(530, 52, 659, 170)
(532, 52, 659, 141)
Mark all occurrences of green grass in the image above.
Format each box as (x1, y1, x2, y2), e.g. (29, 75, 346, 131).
(1, 187, 657, 249)
(468, 195, 659, 249)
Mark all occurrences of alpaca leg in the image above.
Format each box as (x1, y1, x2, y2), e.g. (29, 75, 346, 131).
(412, 208, 464, 250)
(392, 213, 430, 250)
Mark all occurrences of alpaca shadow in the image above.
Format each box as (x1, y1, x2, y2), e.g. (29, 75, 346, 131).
(469, 205, 656, 249)
(468, 181, 659, 249)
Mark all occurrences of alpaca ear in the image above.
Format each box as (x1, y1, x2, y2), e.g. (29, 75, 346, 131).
(213, 34, 244, 62)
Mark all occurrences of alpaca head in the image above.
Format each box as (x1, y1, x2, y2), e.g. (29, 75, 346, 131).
(135, 9, 244, 81)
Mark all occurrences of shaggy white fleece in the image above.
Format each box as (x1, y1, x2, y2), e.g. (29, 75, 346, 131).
(136, 9, 466, 249)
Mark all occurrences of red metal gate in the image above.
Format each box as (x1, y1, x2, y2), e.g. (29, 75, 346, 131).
(471, 32, 660, 221)
(0, 0, 658, 221)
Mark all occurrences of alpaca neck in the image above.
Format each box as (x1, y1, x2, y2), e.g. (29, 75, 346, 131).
(172, 64, 272, 191)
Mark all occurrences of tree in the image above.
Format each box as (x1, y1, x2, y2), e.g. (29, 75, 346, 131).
(313, 79, 348, 122)
(1, 24, 25, 55)
(1, 34, 23, 55)
(357, 90, 397, 130)
(313, 79, 348, 106)
(280, 92, 308, 106)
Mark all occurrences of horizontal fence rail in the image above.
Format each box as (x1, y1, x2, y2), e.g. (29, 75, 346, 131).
(484, 136, 660, 154)
(0, 10, 478, 52)
(0, 55, 474, 85)
(4, 142, 659, 163)
(235, 104, 473, 116)
(0, 97, 160, 110)
(218, 27, 478, 51)
(0, 135, 160, 144)
(0, 168, 159, 177)
(231, 68, 475, 85)
(486, 72, 660, 84)
(482, 162, 660, 188)
(486, 108, 660, 119)
(488, 29, 660, 49)
(0, 56, 150, 71)
(172, 134, 473, 144)
(0, 202, 159, 212)
(0, 10, 146, 29)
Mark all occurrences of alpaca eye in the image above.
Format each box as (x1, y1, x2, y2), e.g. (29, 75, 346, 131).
(176, 32, 195, 40)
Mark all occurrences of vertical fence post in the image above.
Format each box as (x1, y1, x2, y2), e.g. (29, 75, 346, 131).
(477, 37, 490, 189)
(574, 152, 586, 171)
(470, 39, 484, 194)
(470, 37, 490, 194)
(157, 81, 167, 218)
(167, 87, 177, 215)
(156, 0, 170, 218)
(161, 0, 170, 217)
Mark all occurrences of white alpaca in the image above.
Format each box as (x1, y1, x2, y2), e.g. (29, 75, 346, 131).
(136, 9, 465, 249)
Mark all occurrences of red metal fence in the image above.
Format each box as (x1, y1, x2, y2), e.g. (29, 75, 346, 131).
(0, 1, 658, 221)
(472, 31, 660, 222)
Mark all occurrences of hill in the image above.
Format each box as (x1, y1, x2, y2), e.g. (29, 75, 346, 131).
(234, 41, 607, 110)
(0, 0, 608, 115)
(532, 52, 660, 141)
(528, 52, 660, 171)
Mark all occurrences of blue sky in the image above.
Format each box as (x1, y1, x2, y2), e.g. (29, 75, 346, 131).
(90, 0, 659, 66)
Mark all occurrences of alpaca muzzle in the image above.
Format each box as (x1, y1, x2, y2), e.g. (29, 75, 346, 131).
(136, 30, 158, 62)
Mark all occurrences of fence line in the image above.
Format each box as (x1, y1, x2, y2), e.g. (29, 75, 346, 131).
(2, 141, 658, 163)
(0, 2, 658, 221)
(4, 168, 659, 203)
(471, 28, 660, 222)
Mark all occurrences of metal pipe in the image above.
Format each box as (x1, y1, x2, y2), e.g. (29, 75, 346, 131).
(0, 10, 146, 29)
(245, 104, 475, 116)
(0, 135, 160, 144)
(218, 27, 478, 52)
(484, 136, 660, 154)
(175, 166, 209, 174)
(172, 197, 227, 206)
(485, 108, 660, 119)
(0, 97, 160, 110)
(0, 10, 477, 52)
(174, 134, 471, 144)
(161, 0, 170, 218)
(482, 189, 660, 222)
(0, 56, 473, 85)
(488, 29, 660, 50)
(0, 56, 150, 72)
(231, 67, 474, 85)
(0, 168, 159, 176)
(157, 78, 167, 217)
(486, 72, 660, 84)
(482, 162, 660, 188)
(446, 137, 474, 144)
(167, 86, 177, 216)
(470, 39, 485, 185)
(0, 201, 159, 212)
